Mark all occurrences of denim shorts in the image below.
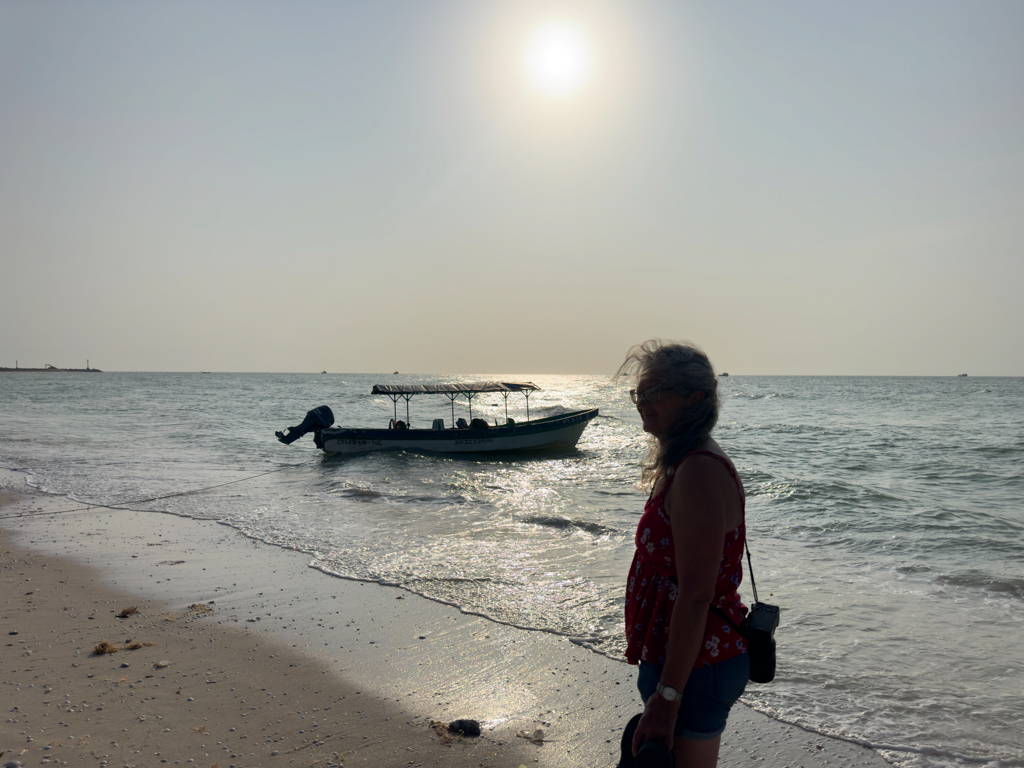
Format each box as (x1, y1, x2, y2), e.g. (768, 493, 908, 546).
(637, 653, 749, 740)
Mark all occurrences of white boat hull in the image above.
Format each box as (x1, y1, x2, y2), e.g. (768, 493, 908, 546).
(318, 409, 598, 455)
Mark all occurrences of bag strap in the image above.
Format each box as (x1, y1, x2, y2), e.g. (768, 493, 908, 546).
(744, 540, 760, 604)
(708, 539, 760, 636)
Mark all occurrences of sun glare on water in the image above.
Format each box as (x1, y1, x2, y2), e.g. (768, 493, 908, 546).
(524, 23, 593, 97)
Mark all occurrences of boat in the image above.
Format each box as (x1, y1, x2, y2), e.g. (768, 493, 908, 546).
(276, 381, 598, 455)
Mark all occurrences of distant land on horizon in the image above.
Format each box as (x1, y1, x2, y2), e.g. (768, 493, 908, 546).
(1, 364, 101, 372)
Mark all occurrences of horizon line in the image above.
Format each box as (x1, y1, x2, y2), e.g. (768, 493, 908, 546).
(3, 369, 1018, 378)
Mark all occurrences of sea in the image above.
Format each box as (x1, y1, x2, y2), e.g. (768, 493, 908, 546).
(1, 372, 1021, 768)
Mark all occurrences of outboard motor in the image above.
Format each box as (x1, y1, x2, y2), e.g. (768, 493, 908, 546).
(276, 405, 334, 445)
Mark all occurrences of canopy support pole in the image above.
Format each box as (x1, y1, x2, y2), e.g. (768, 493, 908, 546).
(445, 393, 458, 427)
(524, 391, 531, 422)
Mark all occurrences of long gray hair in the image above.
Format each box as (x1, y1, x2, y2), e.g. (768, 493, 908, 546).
(616, 339, 720, 491)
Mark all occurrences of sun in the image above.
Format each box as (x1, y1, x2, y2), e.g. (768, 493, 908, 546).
(524, 23, 593, 97)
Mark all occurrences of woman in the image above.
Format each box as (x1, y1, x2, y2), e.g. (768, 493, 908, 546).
(620, 340, 749, 768)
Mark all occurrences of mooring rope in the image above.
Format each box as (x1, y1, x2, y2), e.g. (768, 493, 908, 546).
(0, 461, 309, 521)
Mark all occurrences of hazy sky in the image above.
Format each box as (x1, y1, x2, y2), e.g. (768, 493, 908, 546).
(2, 1, 1022, 375)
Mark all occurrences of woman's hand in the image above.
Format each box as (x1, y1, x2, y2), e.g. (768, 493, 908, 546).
(632, 692, 680, 756)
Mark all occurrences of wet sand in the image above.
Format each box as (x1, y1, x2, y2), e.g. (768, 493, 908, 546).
(1, 472, 890, 768)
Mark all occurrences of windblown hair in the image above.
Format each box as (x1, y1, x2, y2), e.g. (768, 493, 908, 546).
(616, 340, 720, 491)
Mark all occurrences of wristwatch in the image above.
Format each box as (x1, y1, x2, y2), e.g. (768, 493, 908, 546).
(655, 682, 681, 702)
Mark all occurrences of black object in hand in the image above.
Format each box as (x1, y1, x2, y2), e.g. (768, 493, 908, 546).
(617, 713, 675, 768)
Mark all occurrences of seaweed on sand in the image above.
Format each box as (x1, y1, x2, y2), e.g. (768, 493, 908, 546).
(92, 640, 157, 655)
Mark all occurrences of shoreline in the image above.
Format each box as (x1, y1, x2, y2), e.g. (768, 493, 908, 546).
(1, 470, 889, 768)
(1, 499, 540, 768)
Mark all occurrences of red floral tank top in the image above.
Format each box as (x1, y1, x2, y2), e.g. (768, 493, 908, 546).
(624, 450, 748, 667)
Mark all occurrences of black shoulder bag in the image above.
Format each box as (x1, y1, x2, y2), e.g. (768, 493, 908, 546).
(708, 542, 780, 684)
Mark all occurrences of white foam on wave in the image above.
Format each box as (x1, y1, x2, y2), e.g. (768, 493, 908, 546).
(307, 561, 608, 648)
(739, 698, 1024, 768)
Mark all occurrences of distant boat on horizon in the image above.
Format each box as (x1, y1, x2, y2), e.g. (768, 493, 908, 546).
(958, 373, 968, 377)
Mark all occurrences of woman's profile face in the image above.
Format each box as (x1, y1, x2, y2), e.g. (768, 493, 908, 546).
(634, 376, 697, 439)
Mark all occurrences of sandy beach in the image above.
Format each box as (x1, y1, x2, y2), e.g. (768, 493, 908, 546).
(1, 472, 890, 768)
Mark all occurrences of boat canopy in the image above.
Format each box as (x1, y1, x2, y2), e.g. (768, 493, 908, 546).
(371, 382, 540, 425)
(371, 382, 539, 395)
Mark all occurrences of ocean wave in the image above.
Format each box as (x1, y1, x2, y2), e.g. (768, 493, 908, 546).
(747, 475, 910, 511)
(734, 422, 860, 438)
(969, 444, 1024, 456)
(409, 575, 497, 585)
(739, 699, 1024, 768)
(593, 488, 642, 497)
(337, 487, 384, 499)
(393, 493, 469, 505)
(933, 571, 1024, 597)
(522, 515, 617, 535)
(895, 564, 933, 575)
(520, 405, 578, 420)
(736, 467, 775, 483)
(305, 563, 611, 650)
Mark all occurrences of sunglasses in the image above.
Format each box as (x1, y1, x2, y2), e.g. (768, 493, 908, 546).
(629, 387, 664, 404)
